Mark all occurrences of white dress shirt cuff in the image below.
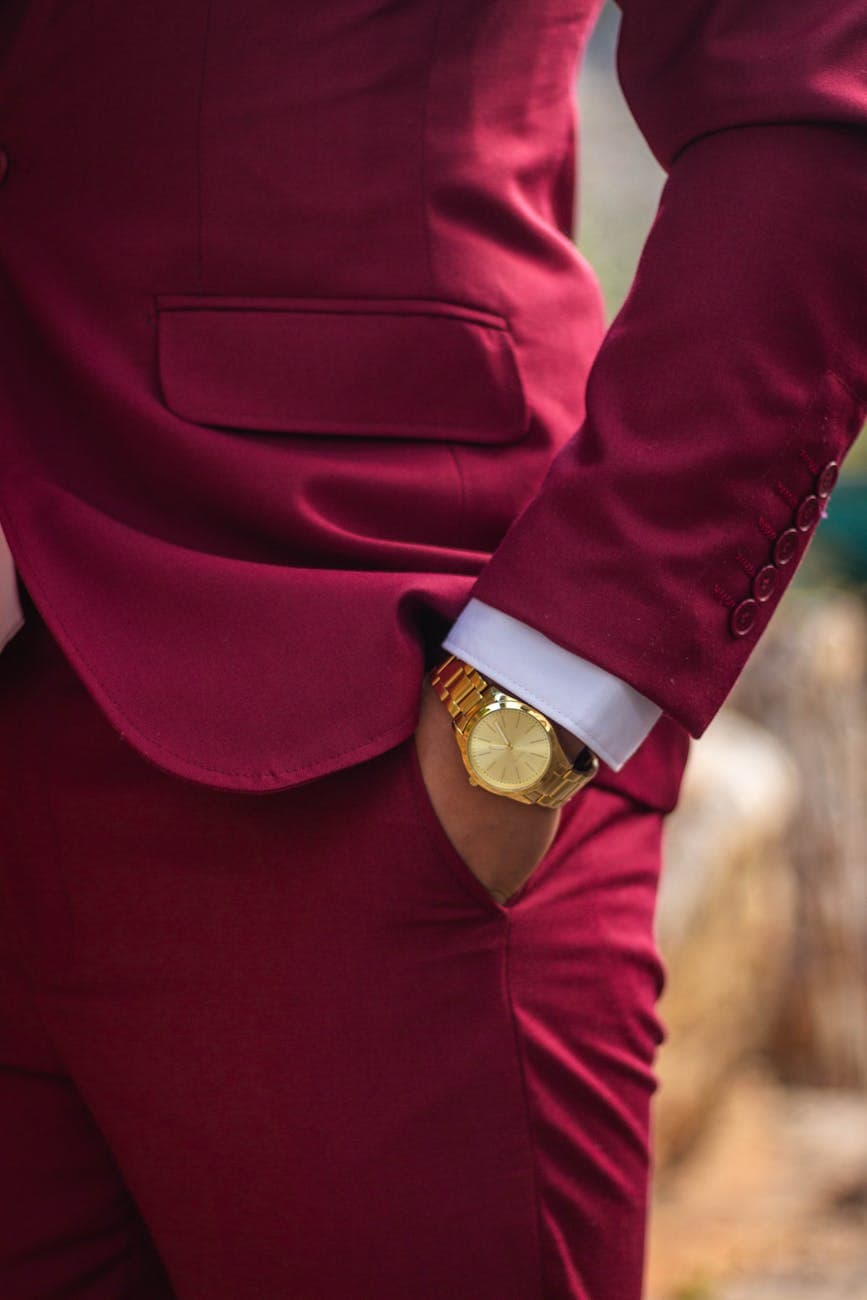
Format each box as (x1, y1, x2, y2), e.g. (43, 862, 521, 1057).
(441, 598, 661, 771)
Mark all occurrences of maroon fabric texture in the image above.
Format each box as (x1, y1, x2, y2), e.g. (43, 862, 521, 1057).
(0, 601, 665, 1300)
(0, 0, 864, 810)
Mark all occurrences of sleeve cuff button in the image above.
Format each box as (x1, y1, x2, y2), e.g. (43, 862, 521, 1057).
(731, 598, 758, 638)
(816, 461, 839, 497)
(773, 528, 799, 566)
(796, 495, 821, 532)
(753, 564, 778, 603)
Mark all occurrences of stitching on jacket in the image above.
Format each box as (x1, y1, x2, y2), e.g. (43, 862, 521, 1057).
(712, 583, 736, 609)
(774, 479, 798, 510)
(735, 551, 756, 577)
(156, 295, 513, 331)
(757, 516, 777, 541)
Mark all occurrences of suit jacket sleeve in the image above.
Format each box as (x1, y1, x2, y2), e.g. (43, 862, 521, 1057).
(466, 0, 867, 737)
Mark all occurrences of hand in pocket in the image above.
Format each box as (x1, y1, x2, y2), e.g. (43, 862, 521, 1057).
(413, 675, 562, 904)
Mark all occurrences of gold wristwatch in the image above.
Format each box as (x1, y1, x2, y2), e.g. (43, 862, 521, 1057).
(429, 654, 599, 809)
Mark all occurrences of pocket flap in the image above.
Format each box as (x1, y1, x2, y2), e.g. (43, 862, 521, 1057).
(156, 296, 529, 443)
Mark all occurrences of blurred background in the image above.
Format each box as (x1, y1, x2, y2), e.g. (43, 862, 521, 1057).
(579, 7, 867, 1298)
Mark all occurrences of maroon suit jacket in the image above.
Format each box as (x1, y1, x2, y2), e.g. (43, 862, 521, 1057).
(0, 0, 864, 810)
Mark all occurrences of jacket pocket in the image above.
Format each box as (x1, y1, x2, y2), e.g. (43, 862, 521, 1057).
(155, 295, 529, 444)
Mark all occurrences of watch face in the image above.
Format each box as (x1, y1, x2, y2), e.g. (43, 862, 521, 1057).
(466, 702, 553, 793)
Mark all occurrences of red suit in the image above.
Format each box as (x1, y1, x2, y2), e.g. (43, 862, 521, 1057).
(2, 0, 861, 813)
(0, 1, 864, 1296)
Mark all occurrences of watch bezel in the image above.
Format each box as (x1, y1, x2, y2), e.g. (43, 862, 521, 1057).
(461, 695, 556, 795)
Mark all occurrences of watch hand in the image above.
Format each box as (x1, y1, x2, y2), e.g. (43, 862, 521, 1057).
(493, 718, 511, 748)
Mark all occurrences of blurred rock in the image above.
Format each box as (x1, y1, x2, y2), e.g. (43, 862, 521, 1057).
(654, 711, 800, 1167)
(648, 1067, 867, 1300)
(730, 591, 867, 1087)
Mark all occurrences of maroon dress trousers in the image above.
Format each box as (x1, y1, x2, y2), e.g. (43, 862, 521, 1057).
(2, 591, 666, 1298)
(0, 0, 865, 1296)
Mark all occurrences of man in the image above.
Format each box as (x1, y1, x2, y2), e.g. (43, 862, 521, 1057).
(0, 0, 864, 1296)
